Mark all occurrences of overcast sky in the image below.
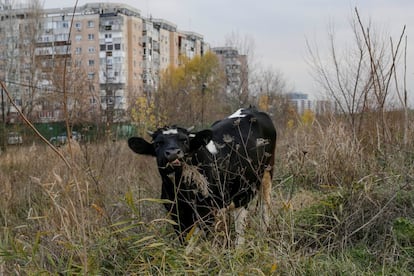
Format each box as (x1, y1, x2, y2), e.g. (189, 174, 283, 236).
(42, 0, 414, 101)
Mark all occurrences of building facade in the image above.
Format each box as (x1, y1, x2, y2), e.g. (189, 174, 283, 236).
(0, 2, 208, 123)
(286, 92, 313, 115)
(211, 47, 248, 105)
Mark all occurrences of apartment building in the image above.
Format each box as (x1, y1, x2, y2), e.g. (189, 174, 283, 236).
(212, 47, 248, 97)
(0, 2, 207, 123)
(0, 2, 43, 123)
(141, 18, 177, 96)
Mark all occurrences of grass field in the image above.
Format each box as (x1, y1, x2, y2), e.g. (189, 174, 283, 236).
(1, 118, 413, 275)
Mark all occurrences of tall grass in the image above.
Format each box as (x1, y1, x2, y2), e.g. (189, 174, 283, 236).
(0, 115, 413, 274)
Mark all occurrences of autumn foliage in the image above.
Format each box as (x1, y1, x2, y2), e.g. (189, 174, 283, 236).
(132, 51, 229, 130)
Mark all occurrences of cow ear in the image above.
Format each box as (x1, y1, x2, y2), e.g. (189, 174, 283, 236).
(190, 129, 213, 151)
(128, 137, 156, 156)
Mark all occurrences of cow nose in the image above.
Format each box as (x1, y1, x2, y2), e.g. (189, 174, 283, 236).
(164, 148, 182, 161)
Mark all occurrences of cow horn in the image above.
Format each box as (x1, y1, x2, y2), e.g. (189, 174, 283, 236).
(187, 126, 195, 132)
(146, 130, 154, 136)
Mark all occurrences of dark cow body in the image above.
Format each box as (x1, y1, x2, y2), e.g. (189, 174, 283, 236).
(128, 107, 276, 242)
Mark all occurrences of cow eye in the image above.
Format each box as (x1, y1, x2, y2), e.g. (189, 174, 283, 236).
(154, 141, 164, 148)
(179, 137, 188, 144)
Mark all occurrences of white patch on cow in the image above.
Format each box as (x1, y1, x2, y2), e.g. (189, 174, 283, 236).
(206, 140, 218, 154)
(223, 134, 233, 143)
(228, 108, 246, 119)
(256, 138, 270, 147)
(185, 226, 204, 255)
(162, 128, 178, 135)
(189, 133, 196, 138)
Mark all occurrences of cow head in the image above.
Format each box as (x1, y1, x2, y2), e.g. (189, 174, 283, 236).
(128, 126, 213, 171)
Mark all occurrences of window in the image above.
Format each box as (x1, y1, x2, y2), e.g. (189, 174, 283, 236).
(105, 33, 112, 39)
(107, 44, 113, 51)
(14, 98, 22, 106)
(88, 34, 94, 40)
(75, 35, 82, 41)
(87, 20, 94, 28)
(114, 43, 121, 50)
(75, 47, 82, 54)
(88, 59, 95, 66)
(88, 72, 95, 80)
(75, 22, 81, 29)
(88, 47, 95, 53)
(105, 25, 112, 31)
(100, 44, 106, 51)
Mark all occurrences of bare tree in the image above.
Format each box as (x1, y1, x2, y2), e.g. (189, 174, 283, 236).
(224, 31, 257, 108)
(46, 57, 100, 125)
(0, 0, 44, 122)
(0, 0, 22, 123)
(20, 0, 44, 120)
(254, 66, 291, 130)
(307, 8, 407, 146)
(354, 8, 407, 145)
(307, 18, 370, 139)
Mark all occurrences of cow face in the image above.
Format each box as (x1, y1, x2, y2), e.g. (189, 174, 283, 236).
(128, 126, 213, 171)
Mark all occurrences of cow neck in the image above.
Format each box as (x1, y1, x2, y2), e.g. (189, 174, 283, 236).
(162, 163, 210, 198)
(161, 165, 183, 187)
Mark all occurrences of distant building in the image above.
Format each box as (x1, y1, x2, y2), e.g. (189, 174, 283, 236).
(212, 47, 248, 101)
(0, 2, 208, 123)
(287, 92, 312, 115)
(314, 99, 338, 115)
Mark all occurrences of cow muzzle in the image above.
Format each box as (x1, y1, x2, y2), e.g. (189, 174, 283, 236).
(164, 148, 184, 166)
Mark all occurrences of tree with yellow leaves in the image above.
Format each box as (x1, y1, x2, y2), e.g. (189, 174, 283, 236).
(155, 51, 227, 128)
(130, 96, 157, 136)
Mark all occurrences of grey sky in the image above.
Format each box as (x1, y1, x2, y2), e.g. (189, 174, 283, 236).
(42, 0, 414, 100)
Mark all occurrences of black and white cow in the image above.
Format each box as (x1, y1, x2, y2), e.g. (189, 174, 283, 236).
(128, 107, 276, 245)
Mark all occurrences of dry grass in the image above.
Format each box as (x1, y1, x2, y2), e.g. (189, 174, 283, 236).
(0, 119, 413, 274)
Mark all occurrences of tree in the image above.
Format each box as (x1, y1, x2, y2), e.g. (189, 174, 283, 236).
(254, 66, 291, 131)
(224, 31, 257, 108)
(0, 0, 45, 122)
(46, 57, 101, 126)
(20, 0, 44, 121)
(130, 96, 156, 136)
(154, 52, 226, 128)
(307, 8, 407, 145)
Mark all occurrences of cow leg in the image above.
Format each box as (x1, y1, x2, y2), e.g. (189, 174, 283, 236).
(260, 168, 272, 231)
(233, 207, 248, 247)
(184, 225, 203, 255)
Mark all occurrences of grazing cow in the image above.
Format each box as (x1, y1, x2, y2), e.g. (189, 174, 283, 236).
(128, 107, 276, 245)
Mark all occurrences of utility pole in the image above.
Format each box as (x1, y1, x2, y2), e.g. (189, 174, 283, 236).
(201, 83, 207, 127)
(0, 87, 6, 152)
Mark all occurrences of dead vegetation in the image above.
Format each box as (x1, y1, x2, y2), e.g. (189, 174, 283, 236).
(0, 5, 413, 274)
(0, 112, 413, 274)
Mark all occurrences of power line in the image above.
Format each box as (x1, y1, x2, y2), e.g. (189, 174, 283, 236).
(0, 78, 69, 94)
